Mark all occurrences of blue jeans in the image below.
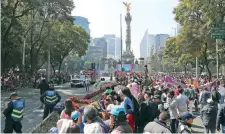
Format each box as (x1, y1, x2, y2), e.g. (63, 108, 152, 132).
(220, 95, 224, 104)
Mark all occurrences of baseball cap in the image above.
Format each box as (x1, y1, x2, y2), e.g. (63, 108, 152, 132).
(105, 89, 113, 94)
(71, 111, 79, 120)
(9, 92, 18, 99)
(179, 112, 196, 120)
(110, 105, 125, 116)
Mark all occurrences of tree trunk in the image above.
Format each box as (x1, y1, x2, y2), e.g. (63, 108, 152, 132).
(203, 43, 212, 81)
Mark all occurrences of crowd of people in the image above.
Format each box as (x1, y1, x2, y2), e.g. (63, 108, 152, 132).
(46, 72, 225, 134)
(1, 70, 70, 92)
(3, 71, 225, 134)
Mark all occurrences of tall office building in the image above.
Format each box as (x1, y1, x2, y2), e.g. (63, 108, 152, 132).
(154, 34, 169, 54)
(104, 34, 116, 58)
(140, 29, 149, 59)
(93, 38, 107, 58)
(115, 37, 122, 60)
(148, 34, 156, 57)
(73, 16, 90, 35)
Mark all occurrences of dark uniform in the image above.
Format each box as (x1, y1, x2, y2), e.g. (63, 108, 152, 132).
(40, 88, 61, 119)
(38, 79, 49, 108)
(3, 93, 25, 133)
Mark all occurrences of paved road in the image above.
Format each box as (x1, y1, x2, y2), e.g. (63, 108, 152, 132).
(1, 83, 97, 133)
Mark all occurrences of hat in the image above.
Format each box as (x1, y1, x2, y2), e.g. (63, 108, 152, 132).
(179, 112, 196, 120)
(71, 111, 79, 120)
(110, 105, 125, 116)
(83, 105, 98, 121)
(9, 92, 18, 99)
(153, 95, 160, 99)
(106, 104, 115, 112)
(105, 89, 112, 94)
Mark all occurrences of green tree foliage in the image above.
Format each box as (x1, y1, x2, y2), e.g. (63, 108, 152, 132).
(1, 0, 90, 75)
(49, 21, 89, 73)
(164, 0, 225, 78)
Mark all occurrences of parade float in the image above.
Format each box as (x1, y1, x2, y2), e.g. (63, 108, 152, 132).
(31, 81, 118, 133)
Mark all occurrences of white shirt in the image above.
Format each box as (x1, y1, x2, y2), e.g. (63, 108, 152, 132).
(218, 85, 225, 96)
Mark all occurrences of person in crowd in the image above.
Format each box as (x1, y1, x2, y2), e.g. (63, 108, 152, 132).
(99, 94, 114, 111)
(218, 82, 225, 105)
(167, 90, 179, 133)
(66, 111, 82, 133)
(85, 77, 90, 92)
(194, 88, 200, 112)
(176, 88, 188, 115)
(40, 84, 61, 120)
(60, 99, 74, 119)
(139, 90, 158, 133)
(199, 88, 211, 110)
(175, 85, 182, 96)
(109, 106, 133, 134)
(38, 79, 49, 108)
(161, 88, 169, 103)
(83, 105, 109, 133)
(201, 98, 218, 133)
(119, 87, 139, 131)
(217, 103, 225, 133)
(130, 79, 139, 100)
(185, 85, 195, 114)
(3, 92, 25, 133)
(143, 111, 172, 134)
(212, 87, 221, 109)
(178, 112, 196, 134)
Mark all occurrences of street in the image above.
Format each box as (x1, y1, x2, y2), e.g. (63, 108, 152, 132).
(1, 83, 97, 133)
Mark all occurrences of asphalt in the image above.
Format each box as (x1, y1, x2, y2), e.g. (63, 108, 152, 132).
(1, 83, 97, 133)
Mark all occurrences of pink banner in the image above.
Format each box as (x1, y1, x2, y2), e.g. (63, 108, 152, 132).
(164, 75, 187, 88)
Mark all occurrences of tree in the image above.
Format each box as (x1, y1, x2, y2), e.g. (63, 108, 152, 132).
(1, 0, 75, 74)
(48, 21, 89, 73)
(173, 0, 225, 79)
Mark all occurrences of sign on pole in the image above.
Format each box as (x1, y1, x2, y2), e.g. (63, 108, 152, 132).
(211, 23, 225, 39)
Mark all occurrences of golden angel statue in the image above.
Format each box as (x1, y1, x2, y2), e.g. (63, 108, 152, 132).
(123, 2, 131, 13)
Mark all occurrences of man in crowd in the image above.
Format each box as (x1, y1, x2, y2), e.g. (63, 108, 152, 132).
(109, 106, 133, 133)
(201, 98, 218, 133)
(38, 79, 49, 109)
(139, 90, 158, 132)
(176, 88, 188, 115)
(83, 105, 109, 133)
(144, 112, 172, 134)
(199, 88, 211, 110)
(178, 112, 195, 134)
(217, 103, 225, 133)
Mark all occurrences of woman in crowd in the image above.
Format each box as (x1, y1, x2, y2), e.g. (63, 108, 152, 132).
(119, 87, 139, 131)
(60, 99, 74, 119)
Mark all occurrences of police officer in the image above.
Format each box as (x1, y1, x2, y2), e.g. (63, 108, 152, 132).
(3, 92, 25, 133)
(40, 84, 61, 120)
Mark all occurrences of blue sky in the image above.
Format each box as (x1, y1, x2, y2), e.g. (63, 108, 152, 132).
(72, 0, 179, 57)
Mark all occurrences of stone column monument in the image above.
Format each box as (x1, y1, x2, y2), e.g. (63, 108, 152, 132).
(122, 2, 135, 64)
